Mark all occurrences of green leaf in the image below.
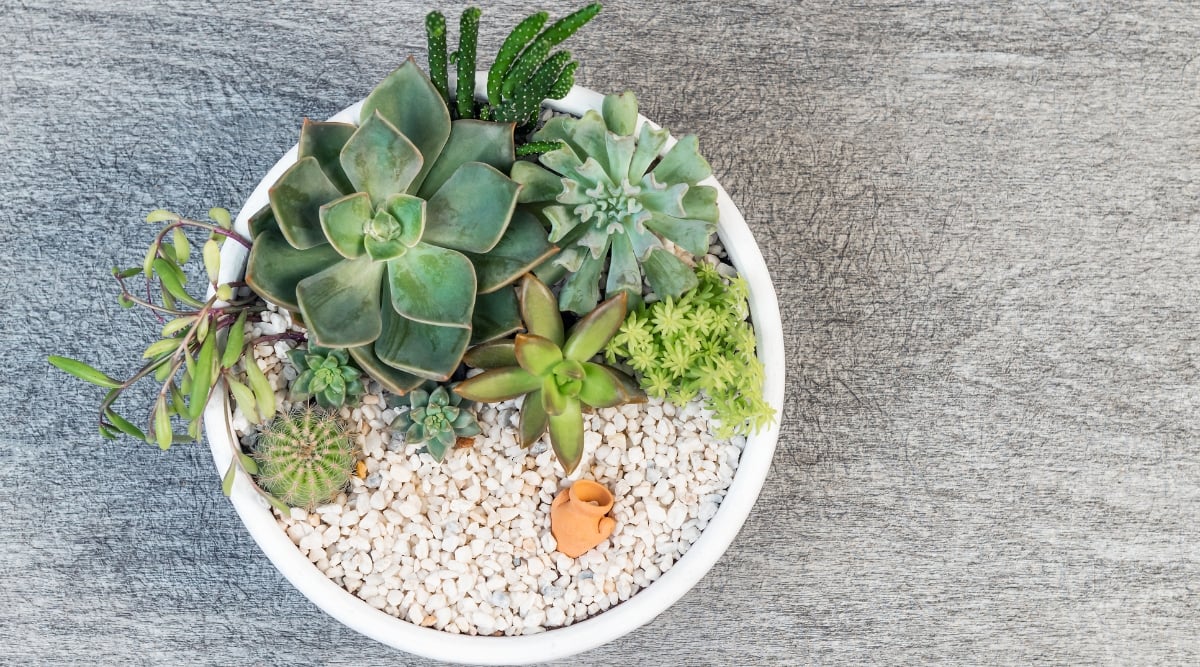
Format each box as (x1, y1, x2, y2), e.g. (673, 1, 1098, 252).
(117, 294, 135, 309)
(364, 211, 409, 262)
(209, 207, 232, 229)
(263, 492, 292, 514)
(547, 395, 584, 474)
(169, 381, 188, 415)
(462, 340, 517, 369)
(514, 334, 562, 377)
(652, 134, 713, 186)
(114, 266, 143, 279)
(319, 192, 372, 259)
(216, 284, 233, 301)
(511, 161, 563, 204)
(47, 356, 122, 389)
(417, 120, 516, 199)
(221, 311, 248, 369)
(383, 193, 425, 248)
(153, 258, 203, 308)
(518, 274, 564, 347)
(464, 209, 558, 294)
(644, 211, 715, 258)
(578, 362, 624, 409)
(145, 209, 179, 223)
(221, 461, 236, 496)
(142, 243, 158, 277)
(360, 58, 452, 190)
(154, 397, 172, 450)
(228, 378, 260, 424)
(244, 228, 344, 312)
(105, 409, 147, 441)
(519, 389, 549, 446)
(162, 315, 196, 338)
(642, 247, 699, 300)
(99, 424, 118, 440)
(349, 344, 425, 395)
(298, 120, 357, 194)
(373, 293, 472, 380)
(386, 243, 476, 327)
(237, 451, 259, 475)
(470, 287, 522, 345)
(295, 254, 385, 347)
(453, 367, 541, 402)
(142, 338, 180, 360)
(203, 239, 221, 283)
(602, 91, 639, 136)
(189, 330, 216, 419)
(270, 156, 344, 250)
(563, 291, 628, 362)
(340, 111, 424, 207)
(172, 228, 191, 264)
(422, 162, 521, 254)
(244, 358, 276, 422)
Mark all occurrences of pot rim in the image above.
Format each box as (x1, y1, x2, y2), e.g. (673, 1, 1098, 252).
(204, 72, 785, 665)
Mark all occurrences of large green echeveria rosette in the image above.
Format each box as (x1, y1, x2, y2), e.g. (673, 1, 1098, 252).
(245, 58, 556, 393)
(510, 91, 720, 314)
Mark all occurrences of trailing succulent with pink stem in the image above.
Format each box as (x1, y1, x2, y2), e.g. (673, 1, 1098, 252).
(454, 274, 644, 474)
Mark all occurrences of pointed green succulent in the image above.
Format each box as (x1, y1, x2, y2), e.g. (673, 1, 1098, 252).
(245, 59, 556, 395)
(454, 274, 644, 474)
(390, 385, 482, 462)
(287, 345, 366, 409)
(512, 91, 720, 315)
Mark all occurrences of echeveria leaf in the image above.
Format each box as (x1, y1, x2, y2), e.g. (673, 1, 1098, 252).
(349, 344, 425, 395)
(652, 134, 712, 185)
(422, 162, 520, 254)
(298, 119, 356, 193)
(247, 204, 278, 239)
(628, 123, 670, 180)
(319, 192, 372, 259)
(296, 254, 385, 347)
(644, 211, 715, 258)
(519, 389, 548, 446)
(364, 210, 409, 262)
(244, 228, 343, 311)
(340, 111, 423, 207)
(563, 291, 627, 362)
(383, 194, 425, 248)
(557, 250, 605, 315)
(681, 184, 720, 223)
(601, 91, 638, 136)
(386, 242, 475, 326)
(547, 396, 583, 474)
(454, 367, 542, 402)
(604, 230, 642, 302)
(417, 120, 516, 199)
(514, 334, 563, 377)
(642, 247, 698, 301)
(470, 287, 522, 345)
(464, 209, 558, 294)
(636, 176, 688, 218)
(360, 57, 451, 189)
(374, 294, 471, 380)
(270, 156, 344, 250)
(518, 274, 564, 347)
(511, 161, 564, 204)
(462, 340, 517, 369)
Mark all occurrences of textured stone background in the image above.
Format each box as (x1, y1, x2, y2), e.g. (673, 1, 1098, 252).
(3, 0, 1199, 664)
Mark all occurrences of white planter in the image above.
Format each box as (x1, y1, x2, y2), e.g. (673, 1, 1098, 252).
(205, 75, 785, 665)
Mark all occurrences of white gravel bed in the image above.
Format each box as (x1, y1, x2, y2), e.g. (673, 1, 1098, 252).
(232, 303, 745, 635)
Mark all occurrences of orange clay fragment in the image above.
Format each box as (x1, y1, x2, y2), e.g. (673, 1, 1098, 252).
(551, 480, 617, 558)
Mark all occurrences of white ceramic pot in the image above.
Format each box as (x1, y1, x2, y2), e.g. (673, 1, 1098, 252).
(205, 74, 785, 665)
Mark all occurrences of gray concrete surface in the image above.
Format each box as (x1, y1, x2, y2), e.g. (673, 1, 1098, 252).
(3, 0, 1199, 664)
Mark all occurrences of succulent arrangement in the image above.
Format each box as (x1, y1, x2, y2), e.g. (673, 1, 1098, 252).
(51, 3, 775, 520)
(390, 385, 482, 462)
(512, 91, 719, 314)
(455, 275, 644, 474)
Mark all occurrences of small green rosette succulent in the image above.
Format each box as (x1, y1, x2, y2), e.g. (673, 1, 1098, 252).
(391, 385, 482, 462)
(454, 275, 645, 474)
(245, 59, 556, 395)
(287, 345, 366, 409)
(511, 91, 720, 314)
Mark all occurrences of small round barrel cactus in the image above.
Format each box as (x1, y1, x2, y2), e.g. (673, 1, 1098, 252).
(391, 385, 482, 462)
(253, 406, 356, 509)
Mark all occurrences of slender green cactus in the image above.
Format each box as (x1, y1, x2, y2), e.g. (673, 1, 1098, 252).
(254, 406, 356, 510)
(548, 61, 577, 99)
(426, 11, 449, 103)
(515, 140, 565, 157)
(487, 11, 548, 106)
(500, 3, 600, 99)
(492, 50, 573, 124)
(456, 7, 482, 118)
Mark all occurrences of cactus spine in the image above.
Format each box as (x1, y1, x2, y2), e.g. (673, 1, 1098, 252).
(254, 406, 356, 509)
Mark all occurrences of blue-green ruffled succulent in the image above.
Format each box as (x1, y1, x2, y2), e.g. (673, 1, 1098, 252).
(245, 59, 557, 394)
(391, 385, 482, 462)
(287, 346, 366, 409)
(510, 91, 720, 314)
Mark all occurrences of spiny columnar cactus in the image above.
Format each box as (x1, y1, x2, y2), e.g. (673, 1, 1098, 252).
(254, 406, 356, 509)
(425, 4, 600, 125)
(391, 385, 482, 462)
(511, 91, 720, 314)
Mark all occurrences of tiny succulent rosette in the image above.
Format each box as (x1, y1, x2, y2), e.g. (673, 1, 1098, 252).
(455, 274, 645, 473)
(287, 345, 366, 409)
(391, 385, 482, 462)
(511, 91, 720, 314)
